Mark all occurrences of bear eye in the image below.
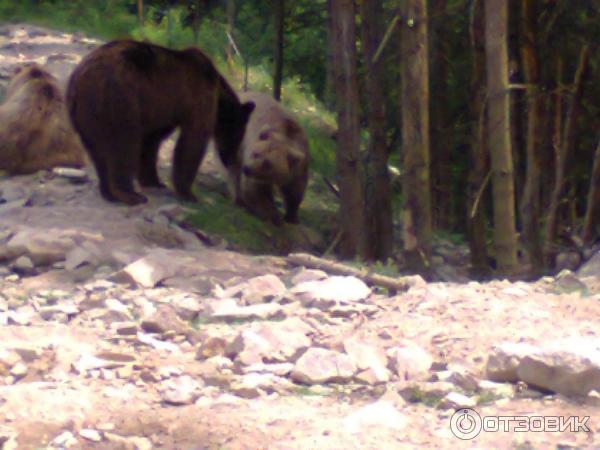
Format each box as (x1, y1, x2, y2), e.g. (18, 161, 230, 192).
(259, 130, 270, 140)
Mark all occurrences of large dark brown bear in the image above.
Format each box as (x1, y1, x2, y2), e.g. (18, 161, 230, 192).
(0, 63, 86, 174)
(229, 91, 309, 225)
(66, 39, 255, 205)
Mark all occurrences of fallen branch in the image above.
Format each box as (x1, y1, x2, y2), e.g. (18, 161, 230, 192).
(287, 252, 411, 293)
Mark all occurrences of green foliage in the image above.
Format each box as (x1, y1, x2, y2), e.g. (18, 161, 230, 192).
(184, 185, 282, 254)
(0, 0, 137, 39)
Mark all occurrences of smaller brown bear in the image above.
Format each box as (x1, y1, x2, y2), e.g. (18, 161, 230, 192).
(230, 91, 309, 225)
(0, 63, 86, 174)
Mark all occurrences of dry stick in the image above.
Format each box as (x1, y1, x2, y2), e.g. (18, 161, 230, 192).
(372, 13, 401, 64)
(322, 175, 340, 198)
(470, 169, 491, 219)
(226, 30, 248, 91)
(287, 253, 410, 293)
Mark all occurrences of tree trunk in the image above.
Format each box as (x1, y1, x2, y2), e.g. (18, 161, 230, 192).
(518, 0, 543, 271)
(359, 0, 394, 261)
(137, 0, 144, 25)
(400, 0, 432, 272)
(429, 0, 451, 230)
(485, 0, 518, 274)
(273, 0, 285, 101)
(330, 0, 367, 258)
(467, 0, 490, 278)
(583, 138, 600, 243)
(544, 45, 591, 263)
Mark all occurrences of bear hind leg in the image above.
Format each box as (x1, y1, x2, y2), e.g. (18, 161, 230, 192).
(172, 127, 211, 202)
(139, 134, 166, 188)
(105, 139, 147, 205)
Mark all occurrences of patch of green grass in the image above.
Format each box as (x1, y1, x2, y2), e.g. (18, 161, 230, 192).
(402, 386, 444, 407)
(185, 188, 280, 254)
(476, 391, 501, 405)
(290, 385, 333, 397)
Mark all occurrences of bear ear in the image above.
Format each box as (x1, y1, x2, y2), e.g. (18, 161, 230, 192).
(29, 68, 44, 79)
(242, 101, 255, 116)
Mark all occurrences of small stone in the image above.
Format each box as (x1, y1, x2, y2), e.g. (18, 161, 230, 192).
(438, 392, 477, 410)
(141, 304, 189, 335)
(116, 365, 134, 379)
(12, 255, 34, 273)
(159, 375, 203, 405)
(9, 362, 27, 379)
(243, 274, 286, 304)
(291, 347, 357, 384)
(79, 428, 102, 442)
(196, 336, 228, 360)
(120, 253, 178, 288)
(388, 343, 433, 381)
(112, 321, 138, 336)
(52, 167, 88, 182)
(51, 431, 78, 448)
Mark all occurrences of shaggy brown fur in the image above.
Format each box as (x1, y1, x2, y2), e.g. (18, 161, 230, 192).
(230, 91, 309, 225)
(66, 39, 255, 205)
(0, 63, 85, 174)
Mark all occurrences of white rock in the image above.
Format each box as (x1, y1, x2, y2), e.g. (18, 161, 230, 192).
(291, 276, 371, 305)
(79, 428, 102, 442)
(243, 274, 287, 304)
(486, 342, 540, 382)
(51, 431, 78, 448)
(159, 375, 203, 405)
(344, 339, 388, 372)
(388, 343, 433, 381)
(517, 337, 600, 396)
(438, 392, 477, 410)
(291, 347, 357, 384)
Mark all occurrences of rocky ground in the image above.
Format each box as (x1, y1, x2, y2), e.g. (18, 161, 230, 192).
(2, 23, 600, 450)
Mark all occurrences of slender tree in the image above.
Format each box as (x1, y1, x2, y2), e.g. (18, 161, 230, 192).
(137, 0, 144, 25)
(519, 0, 543, 269)
(400, 0, 432, 271)
(485, 0, 518, 274)
(330, 0, 367, 258)
(273, 0, 285, 101)
(429, 0, 451, 230)
(583, 138, 600, 243)
(544, 44, 591, 263)
(467, 0, 490, 277)
(359, 0, 393, 261)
